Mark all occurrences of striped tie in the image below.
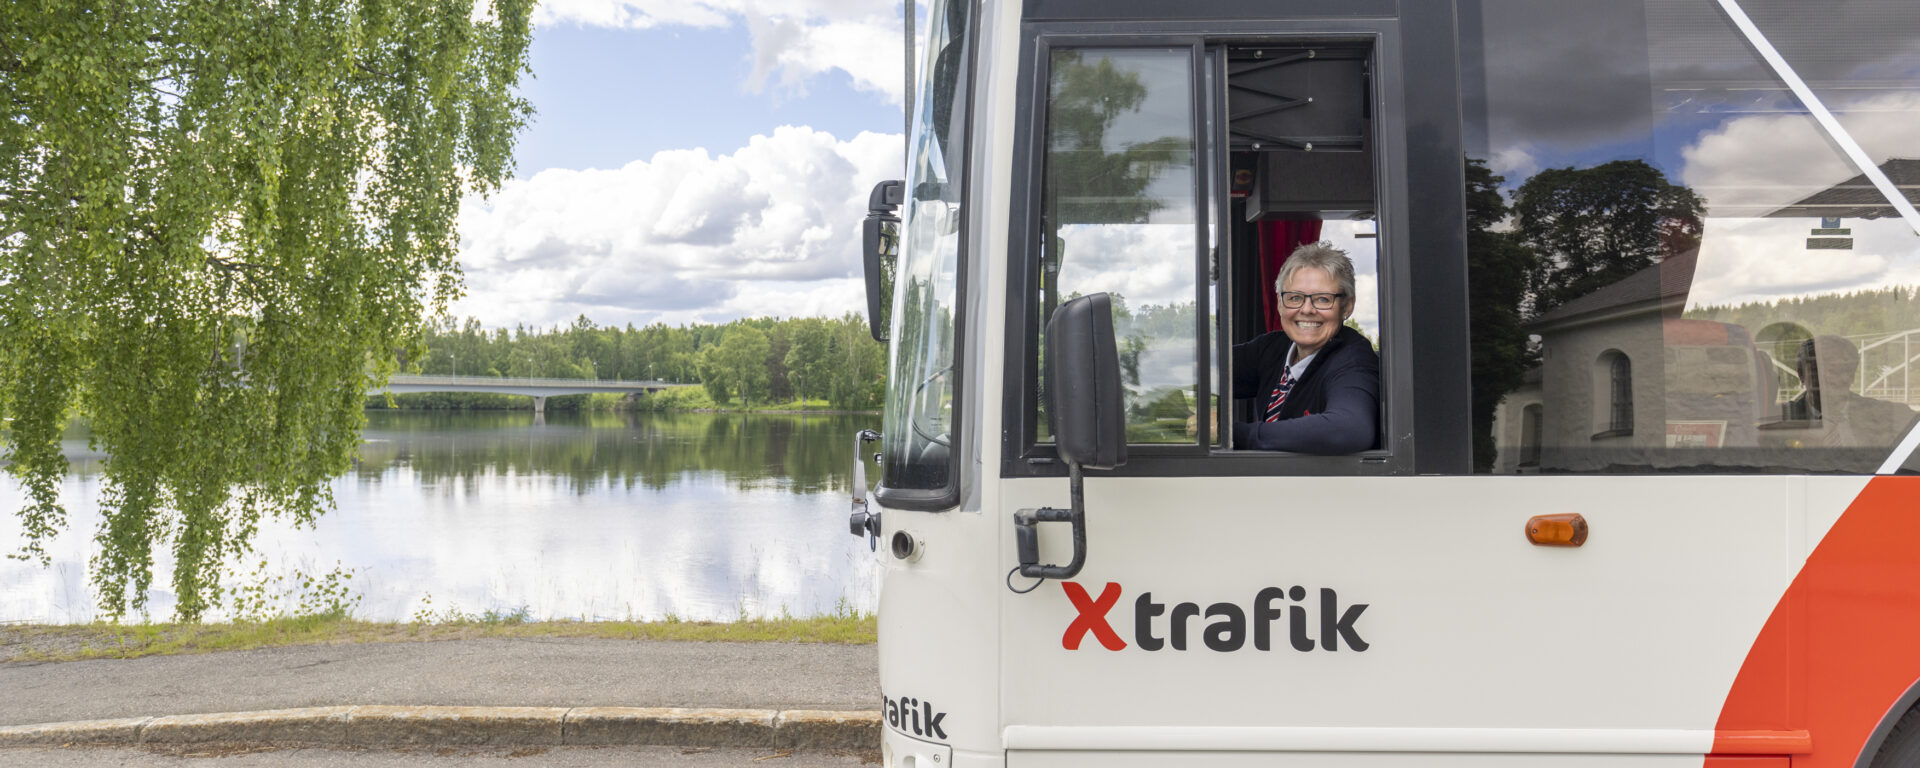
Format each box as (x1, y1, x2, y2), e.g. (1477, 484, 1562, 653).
(1264, 367, 1294, 422)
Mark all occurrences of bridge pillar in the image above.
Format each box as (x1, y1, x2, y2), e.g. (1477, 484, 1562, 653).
(532, 396, 546, 414)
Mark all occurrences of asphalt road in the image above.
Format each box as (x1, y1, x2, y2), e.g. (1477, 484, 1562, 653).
(0, 637, 878, 726)
(0, 745, 879, 767)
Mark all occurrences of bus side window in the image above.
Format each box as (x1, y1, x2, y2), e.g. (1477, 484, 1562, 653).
(1017, 37, 1402, 473)
(1466, 0, 1920, 475)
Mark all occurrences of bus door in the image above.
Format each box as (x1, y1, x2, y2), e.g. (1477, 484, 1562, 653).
(990, 4, 1842, 766)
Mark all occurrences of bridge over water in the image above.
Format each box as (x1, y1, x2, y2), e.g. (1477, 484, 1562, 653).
(374, 374, 688, 412)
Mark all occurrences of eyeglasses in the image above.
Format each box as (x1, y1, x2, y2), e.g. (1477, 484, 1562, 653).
(1280, 291, 1347, 310)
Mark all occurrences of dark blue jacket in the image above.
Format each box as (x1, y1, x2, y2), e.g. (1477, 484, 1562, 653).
(1231, 326, 1379, 454)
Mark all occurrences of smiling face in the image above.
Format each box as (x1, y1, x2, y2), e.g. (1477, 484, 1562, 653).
(1279, 266, 1353, 359)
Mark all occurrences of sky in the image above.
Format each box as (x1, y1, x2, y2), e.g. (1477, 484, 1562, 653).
(451, 0, 914, 330)
(456, 0, 1920, 333)
(1467, 0, 1920, 312)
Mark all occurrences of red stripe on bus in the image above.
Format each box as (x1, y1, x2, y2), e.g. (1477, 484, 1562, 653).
(1711, 478, 1920, 767)
(1704, 758, 1789, 767)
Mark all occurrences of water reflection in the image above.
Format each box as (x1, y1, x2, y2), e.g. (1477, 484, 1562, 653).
(2, 411, 884, 624)
(354, 411, 867, 495)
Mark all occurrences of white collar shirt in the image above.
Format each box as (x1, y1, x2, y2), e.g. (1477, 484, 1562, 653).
(1285, 344, 1318, 383)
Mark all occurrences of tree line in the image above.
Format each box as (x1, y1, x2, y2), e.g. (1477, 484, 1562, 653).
(403, 313, 889, 410)
(1686, 287, 1920, 341)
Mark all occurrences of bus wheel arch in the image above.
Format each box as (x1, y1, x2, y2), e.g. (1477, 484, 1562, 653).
(1863, 678, 1920, 768)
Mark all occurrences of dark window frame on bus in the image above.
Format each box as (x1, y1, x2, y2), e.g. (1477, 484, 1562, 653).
(999, 16, 1465, 480)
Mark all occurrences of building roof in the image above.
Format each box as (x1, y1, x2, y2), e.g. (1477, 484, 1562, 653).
(1765, 157, 1920, 220)
(1530, 249, 1698, 330)
(1524, 158, 1920, 332)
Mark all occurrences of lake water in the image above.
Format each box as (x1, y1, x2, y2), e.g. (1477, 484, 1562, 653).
(0, 411, 885, 624)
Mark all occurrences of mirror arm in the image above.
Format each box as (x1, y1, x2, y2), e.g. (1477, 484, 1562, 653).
(1014, 463, 1087, 580)
(869, 179, 905, 212)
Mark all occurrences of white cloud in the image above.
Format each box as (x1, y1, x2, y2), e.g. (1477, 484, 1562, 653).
(746, 12, 904, 102)
(532, 0, 908, 104)
(1677, 90, 1920, 310)
(1321, 219, 1381, 340)
(456, 126, 903, 328)
(1679, 91, 1920, 217)
(1487, 146, 1541, 185)
(1052, 224, 1194, 309)
(701, 278, 872, 325)
(1686, 217, 1920, 311)
(530, 0, 732, 30)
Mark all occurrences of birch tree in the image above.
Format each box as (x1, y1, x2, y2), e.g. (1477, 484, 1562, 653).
(0, 0, 535, 620)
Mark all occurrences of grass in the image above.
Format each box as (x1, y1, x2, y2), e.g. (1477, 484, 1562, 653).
(0, 611, 877, 663)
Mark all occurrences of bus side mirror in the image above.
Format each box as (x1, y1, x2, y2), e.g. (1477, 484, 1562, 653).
(1012, 293, 1127, 586)
(1045, 293, 1127, 470)
(862, 180, 904, 343)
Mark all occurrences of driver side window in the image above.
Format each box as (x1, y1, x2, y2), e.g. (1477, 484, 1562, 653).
(1026, 41, 1389, 460)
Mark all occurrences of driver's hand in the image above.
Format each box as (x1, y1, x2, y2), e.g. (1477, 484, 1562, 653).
(1185, 413, 1197, 438)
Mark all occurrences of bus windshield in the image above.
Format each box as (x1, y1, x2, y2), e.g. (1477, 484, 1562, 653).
(879, 0, 972, 503)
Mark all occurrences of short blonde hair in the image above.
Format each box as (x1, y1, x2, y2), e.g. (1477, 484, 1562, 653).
(1274, 241, 1356, 300)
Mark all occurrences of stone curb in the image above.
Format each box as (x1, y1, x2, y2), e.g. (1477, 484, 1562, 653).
(0, 707, 880, 750)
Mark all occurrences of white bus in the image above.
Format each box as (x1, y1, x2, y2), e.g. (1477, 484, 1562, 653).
(851, 1, 1920, 766)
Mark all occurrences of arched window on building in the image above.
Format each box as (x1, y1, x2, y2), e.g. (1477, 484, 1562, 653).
(1519, 403, 1543, 468)
(1611, 355, 1634, 432)
(1593, 350, 1633, 439)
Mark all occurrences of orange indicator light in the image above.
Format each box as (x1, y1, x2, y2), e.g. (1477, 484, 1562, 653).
(1525, 513, 1589, 547)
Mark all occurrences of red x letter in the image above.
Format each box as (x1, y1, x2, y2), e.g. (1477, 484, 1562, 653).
(1061, 581, 1127, 651)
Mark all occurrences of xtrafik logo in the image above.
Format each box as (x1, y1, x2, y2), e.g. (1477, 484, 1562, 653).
(883, 693, 948, 740)
(1061, 581, 1369, 652)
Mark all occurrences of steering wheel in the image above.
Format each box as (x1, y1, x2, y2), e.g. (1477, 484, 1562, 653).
(910, 366, 953, 448)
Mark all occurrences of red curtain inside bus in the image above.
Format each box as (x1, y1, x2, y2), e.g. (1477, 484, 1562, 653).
(1259, 219, 1323, 333)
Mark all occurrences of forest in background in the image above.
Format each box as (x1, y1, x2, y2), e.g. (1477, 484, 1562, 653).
(1686, 286, 1920, 342)
(379, 313, 888, 412)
